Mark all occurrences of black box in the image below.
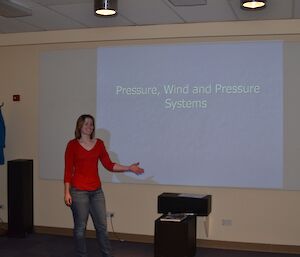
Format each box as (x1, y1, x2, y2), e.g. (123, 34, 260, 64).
(158, 193, 211, 216)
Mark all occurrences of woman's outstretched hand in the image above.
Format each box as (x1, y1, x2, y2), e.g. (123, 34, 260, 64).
(129, 162, 144, 175)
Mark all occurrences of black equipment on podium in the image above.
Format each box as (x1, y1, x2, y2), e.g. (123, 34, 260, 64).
(154, 192, 212, 257)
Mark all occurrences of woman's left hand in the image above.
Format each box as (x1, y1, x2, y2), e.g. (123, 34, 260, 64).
(129, 162, 144, 175)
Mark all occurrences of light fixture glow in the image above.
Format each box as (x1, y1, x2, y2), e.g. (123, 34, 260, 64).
(241, 0, 266, 9)
(95, 0, 117, 16)
(95, 9, 116, 16)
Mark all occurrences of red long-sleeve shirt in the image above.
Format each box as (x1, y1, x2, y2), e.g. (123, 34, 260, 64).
(64, 138, 115, 190)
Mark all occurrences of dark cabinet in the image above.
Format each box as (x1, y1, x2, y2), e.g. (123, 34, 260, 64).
(7, 159, 33, 237)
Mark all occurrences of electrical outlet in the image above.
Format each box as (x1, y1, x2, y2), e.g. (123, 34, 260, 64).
(221, 219, 232, 226)
(106, 212, 114, 218)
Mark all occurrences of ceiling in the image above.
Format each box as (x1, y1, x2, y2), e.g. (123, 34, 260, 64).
(0, 0, 299, 34)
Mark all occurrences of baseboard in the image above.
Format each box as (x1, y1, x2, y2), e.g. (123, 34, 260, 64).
(33, 225, 300, 254)
(197, 239, 300, 254)
(34, 225, 154, 243)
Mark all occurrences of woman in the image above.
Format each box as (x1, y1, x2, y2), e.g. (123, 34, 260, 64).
(64, 114, 144, 257)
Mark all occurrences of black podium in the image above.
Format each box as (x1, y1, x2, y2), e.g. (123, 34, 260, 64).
(7, 159, 33, 237)
(154, 193, 212, 257)
(155, 214, 196, 257)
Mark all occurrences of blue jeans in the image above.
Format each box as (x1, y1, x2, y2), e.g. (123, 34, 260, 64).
(70, 188, 112, 257)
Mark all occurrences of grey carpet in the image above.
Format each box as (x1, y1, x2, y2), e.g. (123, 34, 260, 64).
(0, 233, 299, 257)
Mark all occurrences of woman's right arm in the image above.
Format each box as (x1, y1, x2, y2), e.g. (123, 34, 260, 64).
(64, 141, 74, 206)
(64, 182, 72, 206)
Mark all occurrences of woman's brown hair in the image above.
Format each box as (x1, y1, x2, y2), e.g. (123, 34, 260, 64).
(75, 114, 95, 139)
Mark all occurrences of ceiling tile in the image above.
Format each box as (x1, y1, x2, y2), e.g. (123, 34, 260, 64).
(0, 15, 40, 33)
(165, 0, 236, 23)
(16, 5, 86, 31)
(294, 0, 300, 18)
(30, 0, 91, 6)
(118, 0, 183, 25)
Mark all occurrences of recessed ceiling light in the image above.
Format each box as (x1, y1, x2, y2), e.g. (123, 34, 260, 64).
(241, 0, 266, 10)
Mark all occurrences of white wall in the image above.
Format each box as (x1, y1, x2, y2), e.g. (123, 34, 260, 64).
(1, 20, 300, 246)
